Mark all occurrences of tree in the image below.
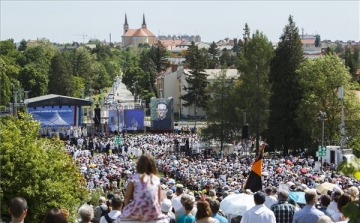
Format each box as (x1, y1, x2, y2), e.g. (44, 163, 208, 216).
(208, 42, 220, 69)
(267, 15, 304, 155)
(243, 23, 251, 51)
(344, 48, 356, 75)
(219, 48, 231, 68)
(0, 114, 87, 223)
(202, 70, 238, 150)
(139, 49, 158, 102)
(18, 39, 27, 51)
(149, 40, 170, 74)
(335, 43, 344, 53)
(181, 42, 209, 114)
(48, 52, 75, 96)
(296, 54, 360, 150)
(19, 63, 48, 97)
(236, 30, 274, 151)
(314, 34, 321, 47)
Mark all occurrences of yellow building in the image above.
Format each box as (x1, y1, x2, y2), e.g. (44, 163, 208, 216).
(121, 14, 156, 48)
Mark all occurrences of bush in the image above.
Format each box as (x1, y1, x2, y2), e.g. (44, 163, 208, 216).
(0, 113, 88, 223)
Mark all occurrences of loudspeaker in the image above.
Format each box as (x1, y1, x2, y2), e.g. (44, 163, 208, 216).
(94, 108, 101, 125)
(242, 124, 249, 139)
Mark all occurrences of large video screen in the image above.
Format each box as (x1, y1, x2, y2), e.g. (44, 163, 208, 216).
(150, 98, 173, 130)
(108, 109, 124, 132)
(124, 109, 144, 130)
(27, 106, 75, 127)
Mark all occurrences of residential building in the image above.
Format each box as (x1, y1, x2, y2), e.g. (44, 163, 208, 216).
(157, 66, 239, 118)
(121, 14, 156, 48)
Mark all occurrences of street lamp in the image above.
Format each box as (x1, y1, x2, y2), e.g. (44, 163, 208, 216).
(318, 111, 327, 171)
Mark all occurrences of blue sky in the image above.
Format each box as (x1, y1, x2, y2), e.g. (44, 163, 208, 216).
(1, 1, 359, 44)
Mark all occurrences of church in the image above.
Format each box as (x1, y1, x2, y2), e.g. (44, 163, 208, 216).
(122, 14, 156, 48)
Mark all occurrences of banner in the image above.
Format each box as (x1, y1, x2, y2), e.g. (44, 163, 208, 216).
(27, 106, 75, 127)
(124, 109, 144, 130)
(150, 98, 173, 130)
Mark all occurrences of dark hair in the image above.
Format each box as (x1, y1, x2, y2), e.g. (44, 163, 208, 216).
(136, 154, 158, 175)
(42, 208, 68, 223)
(207, 198, 220, 214)
(320, 195, 331, 207)
(333, 191, 342, 202)
(337, 193, 353, 213)
(265, 188, 272, 195)
(111, 195, 124, 209)
(9, 197, 27, 218)
(196, 201, 212, 219)
(176, 187, 184, 194)
(183, 200, 194, 211)
(254, 192, 266, 205)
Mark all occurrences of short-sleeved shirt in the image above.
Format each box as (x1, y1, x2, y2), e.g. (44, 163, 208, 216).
(270, 201, 296, 223)
(177, 214, 195, 223)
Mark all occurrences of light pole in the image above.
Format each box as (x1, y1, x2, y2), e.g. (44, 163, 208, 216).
(318, 111, 326, 171)
(255, 65, 260, 154)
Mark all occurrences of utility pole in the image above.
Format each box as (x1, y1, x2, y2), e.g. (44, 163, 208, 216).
(256, 65, 260, 154)
(338, 86, 346, 148)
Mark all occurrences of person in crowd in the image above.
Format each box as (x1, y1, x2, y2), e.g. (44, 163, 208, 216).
(270, 190, 296, 223)
(175, 194, 197, 220)
(288, 199, 301, 211)
(8, 197, 28, 223)
(265, 187, 278, 209)
(193, 200, 220, 223)
(317, 195, 334, 221)
(166, 190, 174, 200)
(120, 154, 167, 222)
(328, 191, 341, 214)
(331, 193, 353, 222)
(292, 189, 324, 223)
(94, 196, 108, 223)
(100, 195, 123, 223)
(241, 192, 276, 223)
(78, 204, 94, 223)
(172, 185, 184, 212)
(161, 199, 176, 223)
(346, 186, 359, 201)
(177, 199, 195, 223)
(206, 198, 228, 223)
(42, 208, 68, 223)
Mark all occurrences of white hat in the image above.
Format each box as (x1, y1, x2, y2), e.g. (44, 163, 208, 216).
(161, 199, 173, 212)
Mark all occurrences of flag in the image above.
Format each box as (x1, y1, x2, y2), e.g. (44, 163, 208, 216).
(243, 146, 265, 193)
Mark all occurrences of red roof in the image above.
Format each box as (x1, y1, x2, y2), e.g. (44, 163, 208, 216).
(123, 28, 155, 37)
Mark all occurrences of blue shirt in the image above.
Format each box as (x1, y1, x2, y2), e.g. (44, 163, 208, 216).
(292, 205, 324, 223)
(213, 213, 229, 223)
(177, 214, 195, 223)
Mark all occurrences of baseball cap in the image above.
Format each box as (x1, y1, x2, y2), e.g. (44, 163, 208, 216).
(161, 199, 173, 212)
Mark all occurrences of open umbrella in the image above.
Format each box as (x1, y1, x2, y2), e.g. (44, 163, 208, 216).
(167, 178, 175, 184)
(316, 182, 343, 195)
(285, 160, 293, 165)
(89, 163, 97, 168)
(300, 168, 308, 174)
(220, 193, 255, 216)
(124, 170, 131, 174)
(289, 191, 306, 204)
(276, 167, 282, 173)
(182, 158, 188, 162)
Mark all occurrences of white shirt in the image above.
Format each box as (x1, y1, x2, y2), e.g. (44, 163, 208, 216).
(240, 204, 276, 223)
(171, 195, 183, 212)
(264, 195, 278, 209)
(99, 210, 121, 223)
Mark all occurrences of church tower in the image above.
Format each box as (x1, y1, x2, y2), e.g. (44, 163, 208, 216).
(124, 13, 129, 34)
(141, 13, 147, 29)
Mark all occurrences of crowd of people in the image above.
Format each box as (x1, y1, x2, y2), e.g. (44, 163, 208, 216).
(5, 132, 360, 223)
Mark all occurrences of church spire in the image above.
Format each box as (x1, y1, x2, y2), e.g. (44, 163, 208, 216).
(141, 13, 147, 29)
(123, 13, 129, 34)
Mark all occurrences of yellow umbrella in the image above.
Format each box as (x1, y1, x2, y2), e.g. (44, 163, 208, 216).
(89, 163, 97, 168)
(316, 182, 343, 195)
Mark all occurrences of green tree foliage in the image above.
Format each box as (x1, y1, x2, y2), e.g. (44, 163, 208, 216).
(181, 42, 209, 111)
(208, 42, 220, 69)
(19, 63, 49, 97)
(344, 48, 356, 75)
(268, 15, 304, 155)
(149, 40, 170, 74)
(0, 114, 88, 223)
(243, 23, 251, 52)
(202, 70, 238, 148)
(138, 49, 158, 101)
(71, 47, 97, 90)
(48, 52, 75, 96)
(335, 43, 344, 53)
(236, 30, 274, 144)
(219, 48, 232, 68)
(296, 54, 360, 150)
(314, 35, 321, 47)
(18, 39, 27, 51)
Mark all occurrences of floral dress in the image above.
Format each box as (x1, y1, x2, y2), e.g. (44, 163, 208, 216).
(120, 173, 166, 221)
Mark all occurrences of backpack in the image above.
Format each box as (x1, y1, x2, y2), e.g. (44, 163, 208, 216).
(104, 214, 115, 223)
(99, 205, 107, 217)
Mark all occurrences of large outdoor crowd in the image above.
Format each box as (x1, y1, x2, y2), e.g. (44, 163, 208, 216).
(6, 132, 360, 223)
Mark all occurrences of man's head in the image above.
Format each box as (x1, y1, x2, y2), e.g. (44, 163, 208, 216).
(166, 190, 174, 199)
(265, 188, 273, 195)
(206, 198, 220, 214)
(156, 102, 168, 120)
(254, 192, 266, 205)
(111, 195, 124, 210)
(277, 190, 289, 201)
(305, 189, 318, 206)
(175, 186, 184, 196)
(320, 195, 331, 207)
(8, 197, 28, 221)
